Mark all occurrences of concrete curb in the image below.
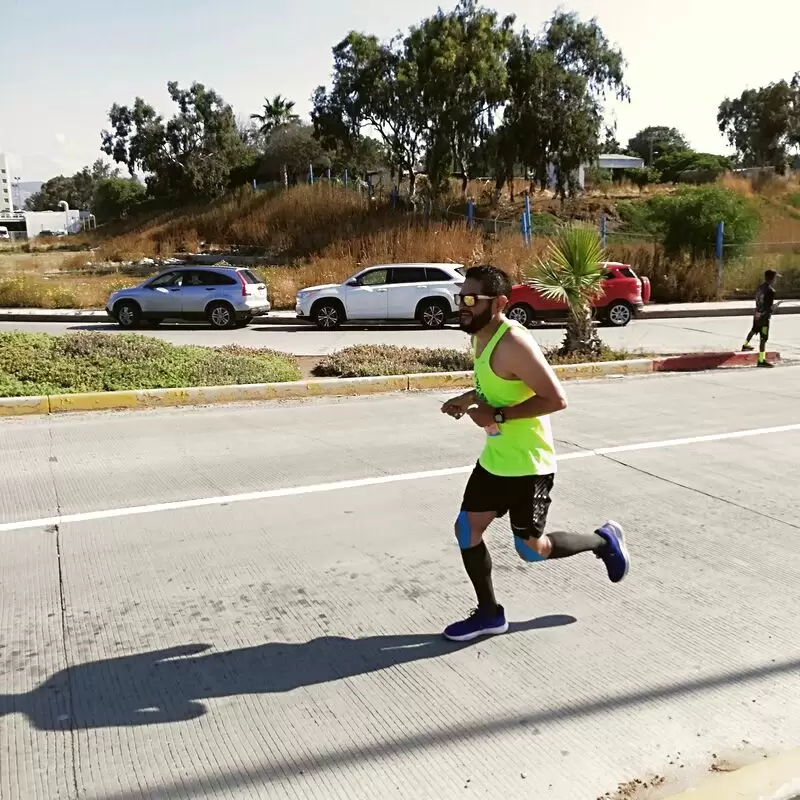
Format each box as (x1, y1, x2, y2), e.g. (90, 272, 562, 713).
(663, 747, 800, 799)
(0, 351, 781, 418)
(641, 305, 800, 319)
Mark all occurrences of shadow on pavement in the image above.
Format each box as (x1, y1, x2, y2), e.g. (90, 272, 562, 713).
(0, 615, 575, 731)
(70, 652, 800, 800)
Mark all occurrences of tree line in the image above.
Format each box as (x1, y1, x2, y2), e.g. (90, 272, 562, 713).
(24, 0, 800, 221)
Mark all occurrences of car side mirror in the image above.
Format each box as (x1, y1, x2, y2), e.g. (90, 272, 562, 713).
(346, 278, 358, 287)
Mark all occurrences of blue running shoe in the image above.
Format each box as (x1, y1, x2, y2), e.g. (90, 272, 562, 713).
(595, 520, 630, 583)
(443, 605, 508, 642)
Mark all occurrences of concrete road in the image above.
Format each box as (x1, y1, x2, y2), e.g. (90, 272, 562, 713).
(2, 313, 800, 357)
(2, 367, 800, 799)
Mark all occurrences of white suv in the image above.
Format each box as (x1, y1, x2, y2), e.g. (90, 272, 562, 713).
(296, 263, 465, 329)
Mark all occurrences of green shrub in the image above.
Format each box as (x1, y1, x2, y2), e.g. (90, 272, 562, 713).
(313, 345, 474, 378)
(627, 167, 661, 189)
(646, 186, 760, 260)
(313, 343, 652, 378)
(654, 150, 732, 183)
(0, 332, 301, 396)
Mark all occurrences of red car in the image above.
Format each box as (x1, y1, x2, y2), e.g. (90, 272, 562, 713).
(507, 262, 651, 328)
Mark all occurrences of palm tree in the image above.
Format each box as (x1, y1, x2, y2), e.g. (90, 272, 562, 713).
(250, 94, 300, 136)
(528, 222, 607, 356)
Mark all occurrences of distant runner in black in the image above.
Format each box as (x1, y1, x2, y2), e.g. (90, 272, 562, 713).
(742, 269, 779, 368)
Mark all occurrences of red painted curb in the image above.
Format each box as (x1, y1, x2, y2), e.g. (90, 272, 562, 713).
(653, 351, 781, 372)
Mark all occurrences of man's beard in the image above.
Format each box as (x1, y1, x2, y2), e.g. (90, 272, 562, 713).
(459, 305, 493, 333)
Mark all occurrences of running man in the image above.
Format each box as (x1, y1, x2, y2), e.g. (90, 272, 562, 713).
(742, 269, 779, 368)
(440, 265, 630, 642)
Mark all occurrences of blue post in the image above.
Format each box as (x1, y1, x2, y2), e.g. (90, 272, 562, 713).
(524, 195, 532, 244)
(309, 164, 314, 185)
(344, 169, 348, 189)
(326, 167, 331, 181)
(600, 215, 607, 250)
(715, 220, 725, 260)
(521, 213, 527, 246)
(467, 199, 474, 229)
(715, 221, 725, 296)
(252, 178, 257, 191)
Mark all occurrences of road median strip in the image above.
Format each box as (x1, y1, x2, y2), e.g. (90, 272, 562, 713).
(0, 351, 781, 417)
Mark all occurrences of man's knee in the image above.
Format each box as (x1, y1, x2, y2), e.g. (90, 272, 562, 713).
(454, 511, 489, 549)
(512, 526, 547, 562)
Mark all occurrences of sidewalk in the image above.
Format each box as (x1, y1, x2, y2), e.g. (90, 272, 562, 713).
(1, 300, 799, 324)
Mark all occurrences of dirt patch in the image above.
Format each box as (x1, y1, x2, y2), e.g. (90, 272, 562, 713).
(597, 774, 666, 800)
(294, 355, 321, 380)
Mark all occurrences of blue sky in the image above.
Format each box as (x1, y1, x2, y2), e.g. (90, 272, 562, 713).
(4, 0, 799, 181)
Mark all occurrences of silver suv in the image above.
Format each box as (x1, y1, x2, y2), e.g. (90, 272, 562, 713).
(106, 266, 270, 329)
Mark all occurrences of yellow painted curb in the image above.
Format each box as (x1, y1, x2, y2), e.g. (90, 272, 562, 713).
(0, 355, 777, 418)
(408, 371, 474, 391)
(664, 747, 800, 799)
(553, 357, 655, 381)
(0, 395, 50, 417)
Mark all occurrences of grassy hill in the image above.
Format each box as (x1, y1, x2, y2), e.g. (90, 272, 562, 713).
(1, 173, 799, 310)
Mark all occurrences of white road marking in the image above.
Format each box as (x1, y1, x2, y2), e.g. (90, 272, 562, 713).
(2, 423, 799, 533)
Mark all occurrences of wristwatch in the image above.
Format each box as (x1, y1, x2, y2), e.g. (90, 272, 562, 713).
(493, 408, 506, 424)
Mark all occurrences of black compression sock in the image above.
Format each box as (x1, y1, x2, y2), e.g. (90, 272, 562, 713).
(460, 541, 498, 612)
(547, 531, 606, 559)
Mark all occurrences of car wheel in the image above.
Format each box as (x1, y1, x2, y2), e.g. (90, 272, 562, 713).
(114, 300, 141, 329)
(419, 299, 449, 329)
(606, 301, 633, 327)
(507, 303, 534, 328)
(207, 301, 236, 329)
(313, 300, 344, 329)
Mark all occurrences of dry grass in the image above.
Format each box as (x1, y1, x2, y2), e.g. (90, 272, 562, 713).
(3, 174, 800, 310)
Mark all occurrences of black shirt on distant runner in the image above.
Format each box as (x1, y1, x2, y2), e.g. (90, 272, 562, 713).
(755, 281, 775, 320)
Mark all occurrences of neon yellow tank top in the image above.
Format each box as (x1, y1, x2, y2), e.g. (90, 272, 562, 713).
(472, 319, 557, 477)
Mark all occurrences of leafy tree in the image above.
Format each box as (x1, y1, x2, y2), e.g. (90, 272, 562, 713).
(654, 150, 732, 183)
(600, 129, 621, 153)
(717, 74, 800, 173)
(25, 160, 118, 212)
(499, 12, 629, 199)
(646, 185, 760, 260)
(250, 95, 300, 136)
(100, 81, 252, 201)
(626, 126, 689, 165)
(404, 0, 515, 195)
(312, 32, 425, 194)
(260, 123, 331, 184)
(528, 223, 607, 355)
(93, 177, 147, 221)
(627, 166, 661, 189)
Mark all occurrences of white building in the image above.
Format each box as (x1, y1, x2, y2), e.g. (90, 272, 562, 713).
(546, 153, 646, 191)
(0, 153, 13, 213)
(24, 209, 83, 237)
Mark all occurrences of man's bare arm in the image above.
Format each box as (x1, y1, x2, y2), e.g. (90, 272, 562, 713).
(501, 332, 567, 420)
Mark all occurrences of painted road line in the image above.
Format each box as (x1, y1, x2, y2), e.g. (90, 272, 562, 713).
(2, 422, 799, 534)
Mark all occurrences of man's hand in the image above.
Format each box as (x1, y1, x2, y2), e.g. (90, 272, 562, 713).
(465, 402, 496, 428)
(441, 391, 476, 419)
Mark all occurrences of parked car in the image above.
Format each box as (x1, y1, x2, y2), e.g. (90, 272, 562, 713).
(0, 227, 10, 240)
(295, 263, 466, 329)
(507, 262, 651, 328)
(106, 265, 270, 329)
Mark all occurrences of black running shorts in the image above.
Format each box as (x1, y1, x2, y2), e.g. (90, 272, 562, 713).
(460, 461, 554, 539)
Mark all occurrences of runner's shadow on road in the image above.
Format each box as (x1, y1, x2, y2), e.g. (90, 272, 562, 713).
(0, 615, 575, 731)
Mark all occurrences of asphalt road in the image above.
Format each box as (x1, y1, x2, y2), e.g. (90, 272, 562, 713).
(2, 366, 800, 799)
(2, 312, 800, 357)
